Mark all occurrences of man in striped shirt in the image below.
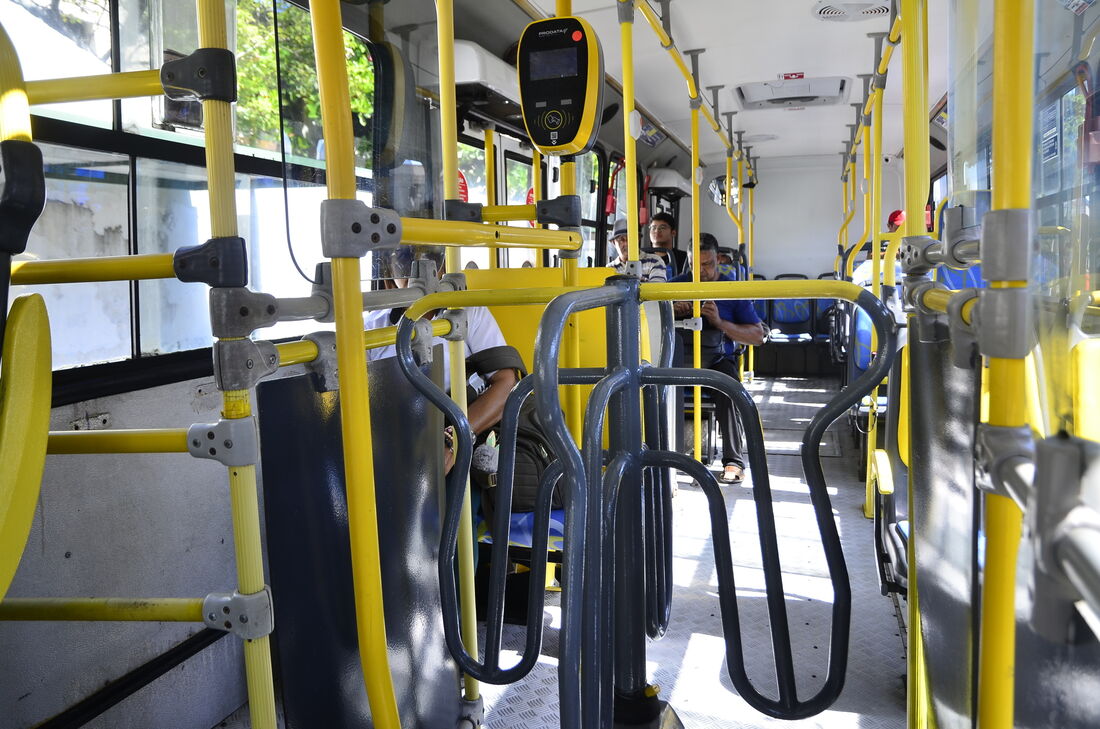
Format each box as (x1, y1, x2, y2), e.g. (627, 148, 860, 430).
(607, 217, 668, 282)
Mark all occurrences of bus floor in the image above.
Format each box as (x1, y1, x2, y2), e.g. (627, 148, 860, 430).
(478, 376, 908, 729)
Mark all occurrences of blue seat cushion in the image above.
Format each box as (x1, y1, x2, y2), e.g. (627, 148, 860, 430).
(477, 509, 567, 551)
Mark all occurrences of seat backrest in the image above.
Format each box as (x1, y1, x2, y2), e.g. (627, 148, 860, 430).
(750, 273, 768, 324)
(772, 273, 812, 334)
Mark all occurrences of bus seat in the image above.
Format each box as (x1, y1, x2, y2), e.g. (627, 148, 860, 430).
(0, 295, 52, 601)
(750, 273, 769, 324)
(770, 274, 813, 342)
(937, 263, 985, 290)
(814, 272, 837, 343)
(476, 509, 567, 551)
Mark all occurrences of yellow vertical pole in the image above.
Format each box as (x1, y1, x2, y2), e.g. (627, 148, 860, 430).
(533, 148, 544, 267)
(0, 26, 30, 142)
(977, 2, 1034, 728)
(435, 0, 481, 703)
(560, 158, 583, 440)
(691, 105, 702, 463)
(899, 1, 933, 727)
(308, 2, 403, 725)
(736, 153, 745, 381)
(620, 2, 639, 263)
(194, 2, 277, 727)
(556, 0, 582, 442)
(485, 128, 498, 268)
(864, 85, 886, 519)
(863, 115, 879, 519)
(747, 182, 756, 379)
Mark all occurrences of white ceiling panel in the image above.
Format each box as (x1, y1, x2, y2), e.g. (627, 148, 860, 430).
(526, 0, 949, 168)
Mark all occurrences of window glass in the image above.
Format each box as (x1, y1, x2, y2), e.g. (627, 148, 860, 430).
(457, 141, 490, 270)
(0, 0, 113, 126)
(577, 150, 599, 223)
(136, 158, 368, 354)
(119, 0, 373, 169)
(9, 144, 131, 367)
(503, 155, 537, 268)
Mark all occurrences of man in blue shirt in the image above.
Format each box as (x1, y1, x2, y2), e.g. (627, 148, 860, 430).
(671, 235, 767, 483)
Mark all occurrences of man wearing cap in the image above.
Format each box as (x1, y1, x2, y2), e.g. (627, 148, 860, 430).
(887, 209, 905, 232)
(608, 216, 668, 282)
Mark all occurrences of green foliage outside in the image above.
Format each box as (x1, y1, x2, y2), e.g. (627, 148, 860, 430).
(235, 0, 375, 162)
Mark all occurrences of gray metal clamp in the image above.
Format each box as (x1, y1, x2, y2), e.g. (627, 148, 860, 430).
(411, 318, 436, 364)
(209, 287, 280, 339)
(975, 423, 1035, 504)
(947, 288, 980, 369)
(537, 195, 582, 228)
(902, 274, 945, 315)
(304, 331, 339, 392)
(320, 199, 402, 258)
(441, 309, 468, 342)
(161, 48, 237, 103)
(942, 204, 983, 269)
(976, 286, 1035, 359)
(203, 587, 274, 640)
(187, 416, 260, 468)
(212, 338, 279, 392)
(979, 208, 1033, 282)
(442, 199, 483, 223)
(899, 235, 941, 276)
(173, 236, 248, 288)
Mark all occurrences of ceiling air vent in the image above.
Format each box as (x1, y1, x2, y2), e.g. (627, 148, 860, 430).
(813, 2, 891, 21)
(734, 77, 850, 110)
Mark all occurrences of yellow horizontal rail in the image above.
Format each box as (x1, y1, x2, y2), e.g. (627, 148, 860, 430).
(276, 319, 453, 368)
(919, 287, 977, 324)
(25, 70, 163, 106)
(12, 254, 176, 285)
(481, 204, 538, 223)
(641, 279, 868, 303)
(363, 318, 451, 348)
(47, 429, 189, 454)
(401, 218, 580, 250)
(0, 597, 204, 621)
(404, 287, 588, 322)
(277, 340, 320, 367)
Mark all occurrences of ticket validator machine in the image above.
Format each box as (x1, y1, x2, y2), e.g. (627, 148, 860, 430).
(517, 16, 604, 156)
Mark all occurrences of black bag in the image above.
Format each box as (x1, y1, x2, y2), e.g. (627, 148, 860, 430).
(466, 346, 560, 513)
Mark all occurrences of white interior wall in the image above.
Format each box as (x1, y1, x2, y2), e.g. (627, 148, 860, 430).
(699, 154, 905, 279)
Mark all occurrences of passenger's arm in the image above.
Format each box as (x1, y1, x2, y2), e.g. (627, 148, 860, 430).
(467, 366, 519, 435)
(701, 301, 768, 346)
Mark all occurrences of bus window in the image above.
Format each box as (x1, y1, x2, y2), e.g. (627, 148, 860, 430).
(1, 1, 113, 127)
(8, 144, 131, 367)
(502, 154, 537, 268)
(457, 140, 491, 270)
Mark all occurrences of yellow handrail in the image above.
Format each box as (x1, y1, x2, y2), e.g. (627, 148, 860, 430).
(485, 128, 498, 268)
(634, 0, 731, 150)
(690, 104, 702, 462)
(47, 429, 189, 454)
(403, 217, 580, 250)
(196, 0, 277, 725)
(0, 597, 203, 621)
(899, 1, 934, 726)
(11, 254, 176, 285)
(620, 0, 641, 263)
(725, 156, 744, 247)
(435, 0, 481, 704)
(977, 2, 1035, 729)
(482, 204, 538, 223)
(24, 70, 163, 106)
(310, 0, 402, 723)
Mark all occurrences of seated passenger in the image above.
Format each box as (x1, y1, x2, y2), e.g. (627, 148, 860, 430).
(670, 235, 767, 483)
(647, 212, 688, 278)
(607, 216, 668, 282)
(364, 249, 519, 465)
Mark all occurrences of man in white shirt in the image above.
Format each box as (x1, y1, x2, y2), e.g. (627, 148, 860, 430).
(364, 290, 518, 436)
(607, 217, 668, 282)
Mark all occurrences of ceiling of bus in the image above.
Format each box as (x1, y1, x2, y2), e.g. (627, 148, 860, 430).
(516, 0, 951, 168)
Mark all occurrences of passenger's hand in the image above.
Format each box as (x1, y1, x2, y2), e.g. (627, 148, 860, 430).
(673, 301, 692, 318)
(443, 426, 456, 475)
(701, 300, 720, 324)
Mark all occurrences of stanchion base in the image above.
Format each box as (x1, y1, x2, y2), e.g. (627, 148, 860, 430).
(612, 701, 685, 729)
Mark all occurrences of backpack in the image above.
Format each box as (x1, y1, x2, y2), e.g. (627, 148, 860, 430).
(465, 346, 560, 514)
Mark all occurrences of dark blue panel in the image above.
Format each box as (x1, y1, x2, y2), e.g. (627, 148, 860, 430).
(257, 353, 459, 729)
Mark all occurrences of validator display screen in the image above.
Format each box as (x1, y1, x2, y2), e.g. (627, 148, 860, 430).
(530, 47, 579, 81)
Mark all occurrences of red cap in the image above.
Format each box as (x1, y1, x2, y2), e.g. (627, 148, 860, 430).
(888, 209, 905, 227)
